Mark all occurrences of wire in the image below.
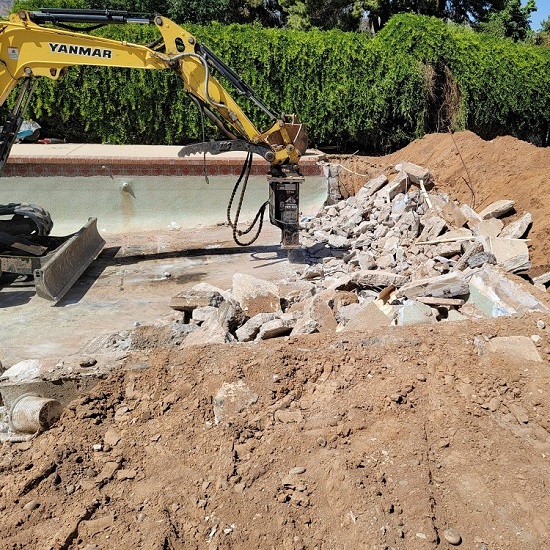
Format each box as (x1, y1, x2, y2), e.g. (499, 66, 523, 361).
(449, 129, 476, 209)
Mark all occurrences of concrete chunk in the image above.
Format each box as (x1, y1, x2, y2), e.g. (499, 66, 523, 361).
(356, 174, 388, 204)
(257, 317, 296, 340)
(500, 213, 532, 239)
(397, 301, 436, 326)
(460, 204, 483, 229)
(236, 313, 279, 342)
(484, 336, 542, 363)
(479, 199, 515, 220)
(182, 319, 233, 347)
(232, 273, 281, 317)
(466, 265, 547, 317)
(341, 301, 393, 332)
(290, 317, 320, 336)
(398, 272, 468, 299)
(169, 289, 225, 312)
(474, 218, 504, 238)
(488, 237, 531, 273)
(418, 214, 447, 242)
(382, 171, 409, 201)
(352, 270, 408, 289)
(395, 161, 432, 185)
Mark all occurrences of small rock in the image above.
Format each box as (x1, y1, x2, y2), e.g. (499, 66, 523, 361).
(536, 320, 546, 330)
(79, 356, 97, 368)
(66, 484, 75, 495)
(289, 467, 306, 475)
(92, 444, 103, 452)
(531, 334, 542, 344)
(23, 500, 40, 511)
(443, 528, 462, 545)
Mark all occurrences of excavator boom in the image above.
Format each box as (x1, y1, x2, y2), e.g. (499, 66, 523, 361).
(0, 9, 308, 301)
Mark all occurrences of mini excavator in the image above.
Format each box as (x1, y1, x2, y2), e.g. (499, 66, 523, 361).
(0, 8, 308, 301)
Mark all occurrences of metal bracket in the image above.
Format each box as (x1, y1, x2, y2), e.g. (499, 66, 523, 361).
(178, 140, 275, 162)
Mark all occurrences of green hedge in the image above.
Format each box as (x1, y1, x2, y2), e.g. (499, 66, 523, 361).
(18, 14, 550, 151)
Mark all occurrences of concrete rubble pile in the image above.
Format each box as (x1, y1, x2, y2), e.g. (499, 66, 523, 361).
(162, 161, 547, 343)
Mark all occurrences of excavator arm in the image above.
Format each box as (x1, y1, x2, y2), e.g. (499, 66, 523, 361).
(0, 9, 308, 300)
(0, 9, 307, 167)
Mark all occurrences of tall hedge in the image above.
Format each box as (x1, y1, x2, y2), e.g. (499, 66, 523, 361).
(19, 14, 550, 151)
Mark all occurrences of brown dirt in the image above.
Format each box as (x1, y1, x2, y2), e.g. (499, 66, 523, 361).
(1, 132, 550, 550)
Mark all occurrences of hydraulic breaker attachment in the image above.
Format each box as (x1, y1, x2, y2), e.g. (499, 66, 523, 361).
(0, 218, 105, 302)
(268, 168, 304, 249)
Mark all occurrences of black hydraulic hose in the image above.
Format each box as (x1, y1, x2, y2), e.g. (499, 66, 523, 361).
(226, 153, 268, 246)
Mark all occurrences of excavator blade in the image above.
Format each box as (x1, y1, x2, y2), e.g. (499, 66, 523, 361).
(34, 218, 106, 302)
(0, 218, 105, 302)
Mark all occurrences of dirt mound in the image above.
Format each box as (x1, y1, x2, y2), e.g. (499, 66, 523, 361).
(1, 313, 550, 549)
(331, 131, 550, 273)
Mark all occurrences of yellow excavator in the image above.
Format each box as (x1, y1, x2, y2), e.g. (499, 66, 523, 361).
(0, 8, 308, 301)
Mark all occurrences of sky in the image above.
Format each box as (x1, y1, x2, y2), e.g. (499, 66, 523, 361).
(530, 0, 550, 30)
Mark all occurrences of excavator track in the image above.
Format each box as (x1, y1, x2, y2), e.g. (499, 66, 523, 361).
(0, 203, 54, 236)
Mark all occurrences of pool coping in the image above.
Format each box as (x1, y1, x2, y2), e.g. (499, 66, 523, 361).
(5, 143, 327, 177)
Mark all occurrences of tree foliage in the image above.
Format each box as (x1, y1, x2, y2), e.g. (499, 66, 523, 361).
(13, 13, 549, 152)
(477, 0, 536, 41)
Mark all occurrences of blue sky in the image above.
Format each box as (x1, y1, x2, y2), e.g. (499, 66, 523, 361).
(530, 0, 550, 30)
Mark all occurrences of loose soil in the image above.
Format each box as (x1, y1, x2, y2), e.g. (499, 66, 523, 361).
(1, 132, 550, 550)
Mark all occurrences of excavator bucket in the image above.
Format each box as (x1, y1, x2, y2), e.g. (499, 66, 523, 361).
(0, 218, 105, 302)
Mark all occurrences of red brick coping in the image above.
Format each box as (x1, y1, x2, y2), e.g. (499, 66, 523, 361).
(4, 153, 324, 178)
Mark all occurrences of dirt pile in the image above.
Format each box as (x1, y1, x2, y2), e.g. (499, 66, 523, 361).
(330, 131, 550, 273)
(1, 316, 550, 549)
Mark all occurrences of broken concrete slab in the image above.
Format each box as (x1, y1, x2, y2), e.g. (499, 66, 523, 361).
(351, 270, 408, 289)
(474, 218, 504, 238)
(290, 316, 319, 336)
(340, 301, 393, 332)
(169, 289, 225, 312)
(182, 319, 233, 348)
(533, 271, 550, 285)
(484, 336, 543, 363)
(466, 252, 497, 269)
(479, 199, 515, 220)
(439, 201, 468, 228)
(466, 265, 547, 317)
(452, 240, 485, 271)
(356, 174, 388, 205)
(394, 161, 433, 186)
(488, 237, 531, 273)
(418, 214, 447, 242)
(232, 273, 282, 317)
(397, 300, 436, 326)
(192, 306, 218, 323)
(257, 317, 296, 340)
(305, 294, 338, 333)
(500, 213, 532, 239)
(236, 312, 279, 342)
(460, 204, 483, 228)
(382, 172, 409, 201)
(214, 299, 248, 333)
(397, 272, 469, 299)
